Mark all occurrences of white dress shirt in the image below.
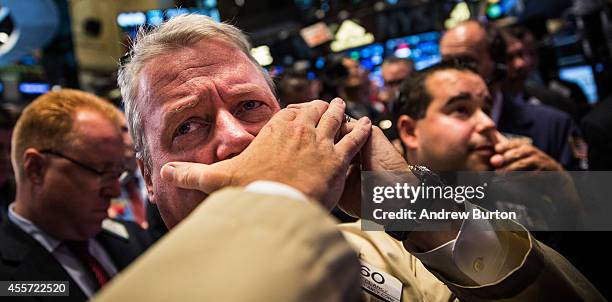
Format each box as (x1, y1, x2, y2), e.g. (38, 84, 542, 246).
(8, 203, 118, 298)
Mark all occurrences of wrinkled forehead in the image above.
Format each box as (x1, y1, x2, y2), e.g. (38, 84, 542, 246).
(138, 39, 265, 94)
(132, 39, 277, 140)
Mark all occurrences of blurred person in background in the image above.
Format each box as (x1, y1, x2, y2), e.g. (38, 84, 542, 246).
(380, 56, 414, 108)
(581, 95, 612, 170)
(377, 56, 415, 141)
(0, 90, 153, 301)
(500, 24, 591, 123)
(107, 113, 148, 229)
(276, 67, 321, 107)
(339, 57, 382, 119)
(440, 20, 581, 169)
(0, 104, 19, 216)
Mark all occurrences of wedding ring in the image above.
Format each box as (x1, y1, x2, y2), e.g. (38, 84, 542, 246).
(344, 114, 353, 123)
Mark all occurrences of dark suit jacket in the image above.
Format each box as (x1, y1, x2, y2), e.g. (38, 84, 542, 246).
(498, 94, 578, 169)
(0, 179, 15, 220)
(0, 215, 153, 302)
(525, 83, 591, 123)
(581, 95, 612, 170)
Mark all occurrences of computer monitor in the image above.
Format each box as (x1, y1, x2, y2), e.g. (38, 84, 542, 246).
(559, 65, 599, 104)
(344, 43, 385, 86)
(18, 82, 49, 95)
(117, 7, 221, 39)
(384, 31, 441, 71)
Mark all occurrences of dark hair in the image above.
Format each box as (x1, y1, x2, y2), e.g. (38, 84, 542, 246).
(503, 24, 532, 41)
(485, 23, 508, 66)
(393, 58, 479, 120)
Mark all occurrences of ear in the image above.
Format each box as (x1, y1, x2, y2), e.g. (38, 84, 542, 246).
(397, 115, 420, 151)
(22, 148, 48, 185)
(137, 159, 155, 204)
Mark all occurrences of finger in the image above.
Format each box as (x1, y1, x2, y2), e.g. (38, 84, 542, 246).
(490, 154, 504, 168)
(294, 100, 329, 125)
(336, 117, 372, 164)
(492, 131, 508, 145)
(271, 108, 299, 122)
(340, 114, 358, 136)
(161, 161, 231, 194)
(317, 98, 346, 139)
(492, 145, 532, 168)
(286, 102, 310, 109)
(501, 145, 534, 164)
(495, 138, 527, 154)
(507, 149, 562, 172)
(498, 157, 537, 172)
(361, 126, 410, 171)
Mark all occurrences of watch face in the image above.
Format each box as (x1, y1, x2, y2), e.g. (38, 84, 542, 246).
(409, 165, 446, 186)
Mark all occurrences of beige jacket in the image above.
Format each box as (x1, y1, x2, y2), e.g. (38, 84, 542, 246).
(94, 188, 362, 302)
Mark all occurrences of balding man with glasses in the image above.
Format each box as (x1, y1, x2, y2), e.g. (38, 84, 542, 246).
(0, 89, 153, 302)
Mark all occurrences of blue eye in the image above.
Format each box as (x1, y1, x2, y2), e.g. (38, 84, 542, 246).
(243, 101, 262, 110)
(233, 100, 273, 123)
(234, 101, 264, 117)
(175, 120, 207, 138)
(177, 123, 193, 136)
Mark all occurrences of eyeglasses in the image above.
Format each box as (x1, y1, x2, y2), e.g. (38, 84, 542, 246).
(41, 149, 127, 186)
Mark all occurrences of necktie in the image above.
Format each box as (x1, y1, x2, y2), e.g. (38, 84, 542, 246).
(65, 240, 111, 289)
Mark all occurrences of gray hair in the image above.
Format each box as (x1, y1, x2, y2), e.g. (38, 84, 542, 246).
(117, 14, 275, 176)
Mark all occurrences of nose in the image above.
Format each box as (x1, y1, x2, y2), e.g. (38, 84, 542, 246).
(214, 110, 255, 161)
(474, 109, 496, 135)
(101, 178, 122, 199)
(514, 56, 527, 71)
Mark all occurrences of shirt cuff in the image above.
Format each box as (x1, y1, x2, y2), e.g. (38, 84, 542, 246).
(452, 202, 510, 285)
(411, 238, 476, 285)
(410, 202, 526, 286)
(245, 181, 309, 203)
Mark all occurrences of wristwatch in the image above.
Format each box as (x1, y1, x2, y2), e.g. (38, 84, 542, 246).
(385, 165, 447, 241)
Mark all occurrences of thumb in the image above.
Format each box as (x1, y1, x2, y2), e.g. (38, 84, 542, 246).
(161, 161, 232, 194)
